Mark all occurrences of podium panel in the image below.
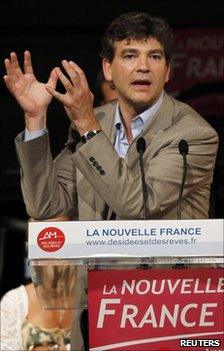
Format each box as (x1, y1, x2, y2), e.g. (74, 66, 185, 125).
(28, 219, 224, 351)
(29, 219, 224, 260)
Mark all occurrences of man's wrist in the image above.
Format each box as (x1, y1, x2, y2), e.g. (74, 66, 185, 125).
(25, 111, 47, 132)
(81, 130, 102, 143)
(73, 113, 101, 136)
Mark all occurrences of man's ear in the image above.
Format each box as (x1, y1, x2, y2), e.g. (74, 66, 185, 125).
(102, 58, 112, 82)
(165, 64, 171, 83)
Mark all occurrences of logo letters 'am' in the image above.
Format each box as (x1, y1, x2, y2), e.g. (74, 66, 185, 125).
(39, 231, 57, 241)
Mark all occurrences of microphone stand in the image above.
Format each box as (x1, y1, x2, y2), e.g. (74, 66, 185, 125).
(139, 150, 149, 220)
(177, 140, 189, 219)
(136, 137, 149, 220)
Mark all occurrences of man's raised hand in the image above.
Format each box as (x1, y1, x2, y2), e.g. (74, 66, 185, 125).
(4, 51, 58, 131)
(46, 60, 100, 136)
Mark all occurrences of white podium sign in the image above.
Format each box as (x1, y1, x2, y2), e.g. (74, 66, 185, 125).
(28, 219, 224, 259)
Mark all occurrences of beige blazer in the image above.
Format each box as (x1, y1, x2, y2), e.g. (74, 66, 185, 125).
(15, 92, 218, 220)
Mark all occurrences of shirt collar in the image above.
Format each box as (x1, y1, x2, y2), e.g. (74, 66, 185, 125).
(114, 90, 164, 130)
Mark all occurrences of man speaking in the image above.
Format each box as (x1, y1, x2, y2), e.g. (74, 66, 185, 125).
(3, 12, 218, 221)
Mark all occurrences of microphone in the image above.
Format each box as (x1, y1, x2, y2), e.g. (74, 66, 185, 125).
(136, 137, 149, 219)
(136, 137, 146, 154)
(177, 139, 189, 219)
(179, 139, 189, 156)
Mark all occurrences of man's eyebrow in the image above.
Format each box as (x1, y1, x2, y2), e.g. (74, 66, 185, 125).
(148, 49, 164, 55)
(121, 48, 139, 55)
(120, 48, 164, 55)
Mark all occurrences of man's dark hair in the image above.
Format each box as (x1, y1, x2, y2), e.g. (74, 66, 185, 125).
(101, 12, 174, 64)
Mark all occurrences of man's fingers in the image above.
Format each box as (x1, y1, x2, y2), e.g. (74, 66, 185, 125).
(47, 68, 58, 90)
(56, 67, 74, 93)
(3, 75, 10, 89)
(61, 60, 80, 87)
(10, 52, 23, 75)
(69, 61, 89, 89)
(3, 75, 18, 95)
(46, 85, 65, 103)
(24, 50, 34, 74)
(4, 58, 20, 85)
(4, 57, 17, 78)
(4, 58, 12, 76)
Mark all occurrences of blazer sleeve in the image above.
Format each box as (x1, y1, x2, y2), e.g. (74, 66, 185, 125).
(15, 131, 78, 220)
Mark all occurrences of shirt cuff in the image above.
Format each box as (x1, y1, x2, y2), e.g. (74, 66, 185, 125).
(24, 127, 47, 141)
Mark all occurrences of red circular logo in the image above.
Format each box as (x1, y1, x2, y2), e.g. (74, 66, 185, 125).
(37, 227, 65, 252)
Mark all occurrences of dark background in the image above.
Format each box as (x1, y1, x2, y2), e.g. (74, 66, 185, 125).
(0, 1, 223, 297)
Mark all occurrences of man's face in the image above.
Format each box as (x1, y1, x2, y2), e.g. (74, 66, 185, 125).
(103, 37, 170, 109)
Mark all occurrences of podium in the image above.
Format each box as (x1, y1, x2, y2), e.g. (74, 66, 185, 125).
(28, 219, 224, 351)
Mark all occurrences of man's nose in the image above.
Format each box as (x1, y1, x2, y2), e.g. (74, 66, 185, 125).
(137, 56, 150, 72)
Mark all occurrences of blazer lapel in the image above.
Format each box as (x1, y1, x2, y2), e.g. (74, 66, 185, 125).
(142, 92, 174, 137)
(127, 92, 175, 168)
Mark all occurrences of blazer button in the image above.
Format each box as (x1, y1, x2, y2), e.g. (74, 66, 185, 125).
(96, 165, 102, 171)
(100, 170, 105, 175)
(93, 161, 98, 167)
(89, 156, 95, 162)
